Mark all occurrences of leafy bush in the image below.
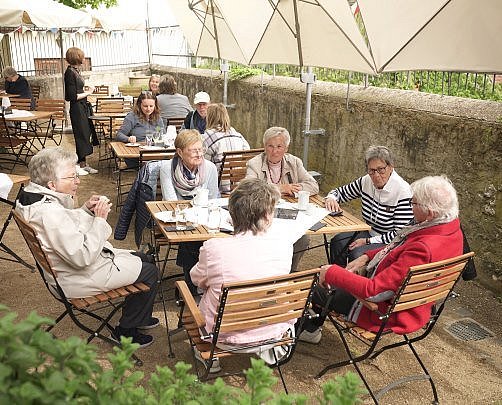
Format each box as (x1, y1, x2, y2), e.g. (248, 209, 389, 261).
(0, 305, 365, 404)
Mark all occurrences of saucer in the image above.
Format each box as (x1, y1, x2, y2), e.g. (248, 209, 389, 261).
(125, 142, 140, 147)
(154, 211, 175, 222)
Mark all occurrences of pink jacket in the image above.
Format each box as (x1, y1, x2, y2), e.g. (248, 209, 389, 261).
(190, 230, 296, 344)
(325, 219, 463, 334)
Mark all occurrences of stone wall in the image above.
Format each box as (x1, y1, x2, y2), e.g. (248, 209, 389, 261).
(155, 65, 502, 291)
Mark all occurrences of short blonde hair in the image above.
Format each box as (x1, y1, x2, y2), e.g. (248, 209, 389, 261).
(175, 129, 203, 151)
(65, 47, 84, 65)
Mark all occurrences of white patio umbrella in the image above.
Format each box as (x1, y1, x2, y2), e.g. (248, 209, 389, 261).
(358, 0, 502, 73)
(217, 0, 376, 167)
(0, 0, 92, 28)
(167, 0, 249, 106)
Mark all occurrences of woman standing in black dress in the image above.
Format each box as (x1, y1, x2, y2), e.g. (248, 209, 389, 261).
(64, 47, 98, 175)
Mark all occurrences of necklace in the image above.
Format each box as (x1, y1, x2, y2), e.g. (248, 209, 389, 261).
(267, 160, 283, 184)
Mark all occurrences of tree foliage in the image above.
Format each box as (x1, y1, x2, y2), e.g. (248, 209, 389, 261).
(58, 0, 117, 10)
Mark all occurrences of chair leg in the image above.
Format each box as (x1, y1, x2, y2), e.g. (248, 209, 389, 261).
(272, 347, 289, 394)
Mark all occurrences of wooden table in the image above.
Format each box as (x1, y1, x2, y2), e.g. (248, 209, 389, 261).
(146, 195, 370, 261)
(0, 174, 33, 270)
(110, 141, 175, 160)
(3, 110, 53, 123)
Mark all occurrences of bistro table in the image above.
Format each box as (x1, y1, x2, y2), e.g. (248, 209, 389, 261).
(146, 194, 370, 261)
(0, 174, 34, 270)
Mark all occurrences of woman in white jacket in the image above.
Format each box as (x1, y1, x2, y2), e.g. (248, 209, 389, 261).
(16, 147, 158, 348)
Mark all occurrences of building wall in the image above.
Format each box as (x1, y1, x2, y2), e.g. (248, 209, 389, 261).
(160, 66, 502, 291)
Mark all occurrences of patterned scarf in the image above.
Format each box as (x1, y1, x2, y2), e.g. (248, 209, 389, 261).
(366, 217, 453, 276)
(170, 154, 206, 198)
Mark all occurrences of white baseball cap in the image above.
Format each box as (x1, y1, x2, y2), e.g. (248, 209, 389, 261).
(193, 91, 210, 105)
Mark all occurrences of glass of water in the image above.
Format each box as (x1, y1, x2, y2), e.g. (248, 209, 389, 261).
(175, 204, 189, 231)
(207, 205, 221, 233)
(145, 132, 154, 147)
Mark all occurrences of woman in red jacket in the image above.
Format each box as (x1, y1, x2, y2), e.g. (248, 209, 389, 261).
(300, 175, 463, 344)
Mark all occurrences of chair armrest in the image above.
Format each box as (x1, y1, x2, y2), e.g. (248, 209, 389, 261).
(359, 299, 379, 312)
(175, 280, 206, 329)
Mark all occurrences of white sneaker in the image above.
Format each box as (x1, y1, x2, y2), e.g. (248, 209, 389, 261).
(194, 348, 221, 373)
(76, 165, 89, 176)
(83, 165, 98, 174)
(299, 328, 322, 344)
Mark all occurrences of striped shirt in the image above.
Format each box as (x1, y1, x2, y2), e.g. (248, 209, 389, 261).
(203, 127, 250, 172)
(327, 170, 413, 244)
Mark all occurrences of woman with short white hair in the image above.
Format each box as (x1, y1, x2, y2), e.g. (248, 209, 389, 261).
(300, 175, 464, 344)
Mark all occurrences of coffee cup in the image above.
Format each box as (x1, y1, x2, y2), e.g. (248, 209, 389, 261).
(297, 190, 309, 210)
(306, 203, 316, 216)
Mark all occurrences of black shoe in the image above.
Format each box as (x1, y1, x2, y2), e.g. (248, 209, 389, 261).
(111, 326, 154, 348)
(138, 317, 160, 330)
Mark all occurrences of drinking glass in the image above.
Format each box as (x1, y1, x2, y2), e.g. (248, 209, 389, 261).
(145, 132, 154, 147)
(207, 205, 221, 233)
(175, 203, 189, 231)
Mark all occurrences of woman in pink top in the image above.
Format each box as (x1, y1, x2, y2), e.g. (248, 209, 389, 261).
(190, 178, 304, 371)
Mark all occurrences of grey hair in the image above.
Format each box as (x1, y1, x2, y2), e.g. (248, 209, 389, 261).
(411, 175, 459, 220)
(263, 126, 291, 147)
(2, 66, 17, 79)
(365, 145, 394, 167)
(229, 178, 280, 235)
(28, 147, 77, 187)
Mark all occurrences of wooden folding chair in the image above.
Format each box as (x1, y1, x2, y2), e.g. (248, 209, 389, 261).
(93, 85, 109, 96)
(12, 210, 151, 366)
(0, 114, 32, 172)
(316, 252, 475, 404)
(30, 84, 41, 101)
(166, 117, 186, 133)
(36, 99, 66, 146)
(175, 268, 320, 392)
(218, 148, 264, 194)
(10, 98, 33, 110)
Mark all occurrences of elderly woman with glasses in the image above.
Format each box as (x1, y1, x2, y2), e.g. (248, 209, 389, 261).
(246, 126, 319, 272)
(299, 175, 463, 344)
(160, 129, 220, 293)
(16, 147, 159, 348)
(326, 145, 413, 267)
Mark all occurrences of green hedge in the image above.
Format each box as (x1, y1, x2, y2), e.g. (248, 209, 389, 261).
(0, 305, 365, 404)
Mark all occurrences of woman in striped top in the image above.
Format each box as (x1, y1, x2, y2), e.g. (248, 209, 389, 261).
(325, 145, 413, 266)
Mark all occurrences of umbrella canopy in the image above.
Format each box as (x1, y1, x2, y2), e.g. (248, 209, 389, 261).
(218, 0, 375, 74)
(359, 0, 502, 73)
(168, 0, 247, 64)
(0, 0, 92, 28)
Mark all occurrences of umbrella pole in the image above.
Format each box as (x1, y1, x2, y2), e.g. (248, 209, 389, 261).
(59, 29, 65, 100)
(302, 66, 313, 168)
(221, 60, 229, 106)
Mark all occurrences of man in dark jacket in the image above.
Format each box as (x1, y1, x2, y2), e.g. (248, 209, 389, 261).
(2, 66, 33, 106)
(182, 91, 210, 134)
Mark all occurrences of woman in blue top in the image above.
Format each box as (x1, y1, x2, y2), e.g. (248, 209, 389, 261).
(116, 91, 164, 144)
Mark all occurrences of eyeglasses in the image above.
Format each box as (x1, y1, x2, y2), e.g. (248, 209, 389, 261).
(408, 198, 423, 207)
(266, 144, 286, 151)
(185, 147, 205, 156)
(59, 173, 79, 182)
(367, 165, 388, 175)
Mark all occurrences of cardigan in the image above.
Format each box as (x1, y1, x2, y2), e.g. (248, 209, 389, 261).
(325, 218, 463, 334)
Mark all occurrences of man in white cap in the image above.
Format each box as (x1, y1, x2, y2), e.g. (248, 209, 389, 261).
(182, 91, 210, 134)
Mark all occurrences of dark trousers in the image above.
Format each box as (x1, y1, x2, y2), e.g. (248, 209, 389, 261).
(119, 252, 159, 329)
(330, 231, 385, 266)
(176, 241, 203, 295)
(302, 286, 356, 332)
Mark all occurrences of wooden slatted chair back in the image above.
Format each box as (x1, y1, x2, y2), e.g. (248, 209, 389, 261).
(119, 86, 143, 97)
(31, 84, 41, 100)
(139, 148, 175, 166)
(167, 117, 186, 133)
(218, 148, 264, 192)
(36, 99, 65, 120)
(391, 252, 475, 313)
(10, 98, 33, 110)
(93, 85, 109, 96)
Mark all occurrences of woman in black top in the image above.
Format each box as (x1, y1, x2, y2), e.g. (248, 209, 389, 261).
(64, 47, 98, 175)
